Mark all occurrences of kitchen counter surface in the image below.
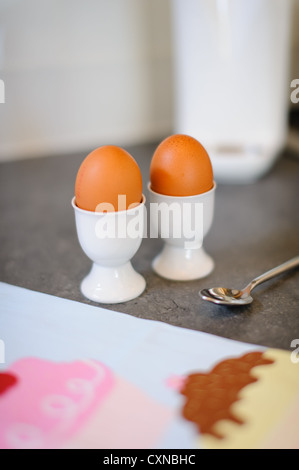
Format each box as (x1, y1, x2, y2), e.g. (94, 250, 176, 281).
(0, 143, 298, 350)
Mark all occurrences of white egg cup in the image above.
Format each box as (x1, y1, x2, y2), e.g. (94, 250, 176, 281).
(148, 183, 216, 281)
(72, 196, 146, 304)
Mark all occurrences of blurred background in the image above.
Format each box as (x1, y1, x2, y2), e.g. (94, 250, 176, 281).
(0, 0, 298, 176)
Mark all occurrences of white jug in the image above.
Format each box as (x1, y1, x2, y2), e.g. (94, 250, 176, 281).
(172, 0, 293, 182)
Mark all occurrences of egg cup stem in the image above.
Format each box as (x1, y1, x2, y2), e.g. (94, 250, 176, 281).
(152, 244, 214, 281)
(81, 261, 146, 304)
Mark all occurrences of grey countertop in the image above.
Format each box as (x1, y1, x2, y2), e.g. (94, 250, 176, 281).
(0, 143, 298, 351)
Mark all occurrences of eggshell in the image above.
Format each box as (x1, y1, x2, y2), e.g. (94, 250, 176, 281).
(75, 145, 142, 212)
(150, 134, 213, 196)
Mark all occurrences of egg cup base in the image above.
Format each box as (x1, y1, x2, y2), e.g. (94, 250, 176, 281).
(80, 261, 146, 304)
(152, 245, 214, 281)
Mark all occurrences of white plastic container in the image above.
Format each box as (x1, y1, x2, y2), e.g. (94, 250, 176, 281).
(172, 0, 293, 183)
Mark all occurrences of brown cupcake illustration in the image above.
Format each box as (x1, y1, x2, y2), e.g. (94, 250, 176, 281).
(179, 350, 299, 449)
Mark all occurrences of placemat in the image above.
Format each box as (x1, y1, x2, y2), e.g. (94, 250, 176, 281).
(0, 282, 298, 449)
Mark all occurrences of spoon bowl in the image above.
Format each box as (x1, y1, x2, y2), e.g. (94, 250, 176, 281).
(200, 287, 253, 306)
(200, 256, 299, 306)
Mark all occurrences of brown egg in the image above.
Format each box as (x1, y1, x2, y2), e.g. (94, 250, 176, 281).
(150, 134, 213, 196)
(75, 145, 142, 212)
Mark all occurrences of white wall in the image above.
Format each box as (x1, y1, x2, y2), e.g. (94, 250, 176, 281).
(0, 0, 298, 162)
(0, 0, 173, 160)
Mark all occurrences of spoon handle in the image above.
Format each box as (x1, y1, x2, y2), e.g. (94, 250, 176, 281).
(247, 256, 299, 293)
